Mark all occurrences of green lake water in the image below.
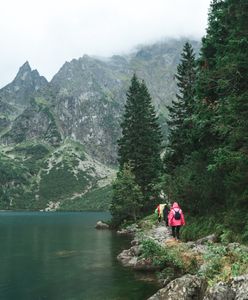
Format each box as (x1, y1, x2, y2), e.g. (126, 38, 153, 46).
(0, 211, 158, 300)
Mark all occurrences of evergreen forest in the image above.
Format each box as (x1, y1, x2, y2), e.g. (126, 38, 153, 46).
(111, 0, 248, 243)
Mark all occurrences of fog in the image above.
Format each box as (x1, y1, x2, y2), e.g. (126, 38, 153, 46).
(0, 0, 211, 87)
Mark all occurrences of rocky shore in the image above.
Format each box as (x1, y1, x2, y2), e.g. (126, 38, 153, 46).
(116, 221, 248, 300)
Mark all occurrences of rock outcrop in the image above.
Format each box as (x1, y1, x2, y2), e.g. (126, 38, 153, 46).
(148, 275, 207, 300)
(203, 282, 235, 300)
(95, 221, 110, 230)
(116, 221, 248, 300)
(203, 275, 248, 300)
(117, 224, 171, 270)
(0, 61, 48, 108)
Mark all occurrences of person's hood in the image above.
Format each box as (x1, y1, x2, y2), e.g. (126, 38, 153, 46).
(172, 202, 180, 209)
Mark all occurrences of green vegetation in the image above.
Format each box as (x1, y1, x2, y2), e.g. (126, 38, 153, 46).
(199, 243, 248, 285)
(111, 75, 163, 225)
(164, 42, 196, 171)
(138, 225, 248, 286)
(141, 239, 184, 270)
(39, 162, 91, 205)
(110, 163, 143, 225)
(59, 185, 113, 211)
(0, 141, 113, 210)
(140, 238, 199, 279)
(0, 153, 30, 209)
(161, 0, 248, 243)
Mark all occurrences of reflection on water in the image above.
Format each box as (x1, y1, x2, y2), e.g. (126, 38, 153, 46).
(0, 211, 158, 300)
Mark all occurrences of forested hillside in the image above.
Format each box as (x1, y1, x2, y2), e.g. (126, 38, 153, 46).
(112, 0, 248, 242)
(164, 0, 248, 242)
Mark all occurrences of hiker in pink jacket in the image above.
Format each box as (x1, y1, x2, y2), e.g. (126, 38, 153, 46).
(168, 202, 185, 240)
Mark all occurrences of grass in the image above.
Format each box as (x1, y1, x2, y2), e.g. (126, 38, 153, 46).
(39, 162, 91, 204)
(59, 185, 113, 211)
(199, 243, 248, 286)
(135, 211, 248, 290)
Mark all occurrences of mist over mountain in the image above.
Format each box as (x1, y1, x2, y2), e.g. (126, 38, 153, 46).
(0, 38, 200, 210)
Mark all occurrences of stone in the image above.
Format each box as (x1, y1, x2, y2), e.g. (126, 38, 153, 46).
(147, 274, 207, 300)
(195, 234, 217, 245)
(95, 221, 109, 230)
(203, 282, 235, 300)
(231, 274, 248, 300)
(117, 249, 138, 267)
(134, 258, 160, 271)
(130, 245, 142, 256)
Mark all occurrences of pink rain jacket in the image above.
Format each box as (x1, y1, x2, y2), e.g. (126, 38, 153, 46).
(168, 202, 185, 227)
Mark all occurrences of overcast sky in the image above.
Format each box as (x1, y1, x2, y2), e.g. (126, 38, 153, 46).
(0, 0, 211, 88)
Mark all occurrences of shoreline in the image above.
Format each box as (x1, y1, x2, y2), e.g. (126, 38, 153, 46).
(116, 219, 248, 300)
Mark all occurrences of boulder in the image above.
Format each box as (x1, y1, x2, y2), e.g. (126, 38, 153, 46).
(147, 274, 207, 300)
(203, 282, 235, 300)
(203, 274, 248, 300)
(195, 234, 217, 245)
(117, 224, 139, 235)
(95, 221, 109, 229)
(134, 258, 160, 271)
(231, 274, 248, 300)
(117, 249, 138, 267)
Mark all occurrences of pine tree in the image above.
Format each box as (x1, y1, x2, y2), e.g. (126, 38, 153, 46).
(110, 163, 143, 225)
(208, 0, 248, 208)
(165, 42, 196, 171)
(117, 74, 162, 208)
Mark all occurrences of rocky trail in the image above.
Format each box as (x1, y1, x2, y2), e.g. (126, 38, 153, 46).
(116, 222, 248, 300)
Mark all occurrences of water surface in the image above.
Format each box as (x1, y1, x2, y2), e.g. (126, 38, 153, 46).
(0, 211, 158, 300)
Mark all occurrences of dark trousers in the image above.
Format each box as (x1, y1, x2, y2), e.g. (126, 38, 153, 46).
(172, 226, 181, 239)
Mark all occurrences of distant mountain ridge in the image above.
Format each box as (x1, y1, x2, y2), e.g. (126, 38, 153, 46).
(0, 38, 200, 210)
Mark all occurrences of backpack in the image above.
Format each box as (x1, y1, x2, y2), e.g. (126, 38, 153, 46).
(173, 209, 181, 220)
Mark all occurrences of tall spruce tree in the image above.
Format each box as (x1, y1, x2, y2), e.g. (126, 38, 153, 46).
(165, 42, 196, 171)
(165, 0, 248, 220)
(117, 74, 162, 210)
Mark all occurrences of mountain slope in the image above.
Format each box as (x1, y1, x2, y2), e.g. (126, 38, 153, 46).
(0, 38, 200, 210)
(50, 38, 200, 163)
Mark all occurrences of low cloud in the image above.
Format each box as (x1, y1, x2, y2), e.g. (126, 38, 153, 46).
(0, 0, 211, 87)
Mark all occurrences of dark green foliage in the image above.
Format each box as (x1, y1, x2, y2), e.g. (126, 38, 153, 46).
(39, 162, 91, 206)
(165, 42, 196, 171)
(141, 239, 186, 275)
(117, 75, 163, 209)
(163, 0, 248, 241)
(59, 185, 113, 211)
(110, 163, 143, 226)
(0, 154, 30, 209)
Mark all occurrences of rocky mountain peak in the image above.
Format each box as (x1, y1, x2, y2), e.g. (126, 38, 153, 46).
(0, 61, 48, 107)
(14, 61, 46, 83)
(16, 61, 32, 75)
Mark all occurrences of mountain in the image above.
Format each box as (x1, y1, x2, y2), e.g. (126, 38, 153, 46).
(0, 61, 48, 107)
(50, 39, 200, 163)
(0, 38, 200, 210)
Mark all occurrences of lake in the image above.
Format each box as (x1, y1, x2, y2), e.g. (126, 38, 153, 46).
(0, 211, 158, 300)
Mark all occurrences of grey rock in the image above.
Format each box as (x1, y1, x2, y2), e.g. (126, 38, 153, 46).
(147, 274, 207, 300)
(117, 224, 138, 235)
(117, 249, 138, 267)
(0, 61, 48, 108)
(195, 234, 217, 245)
(130, 245, 142, 256)
(131, 239, 139, 246)
(231, 275, 248, 300)
(1, 101, 61, 146)
(134, 258, 160, 271)
(95, 221, 109, 230)
(203, 282, 235, 300)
